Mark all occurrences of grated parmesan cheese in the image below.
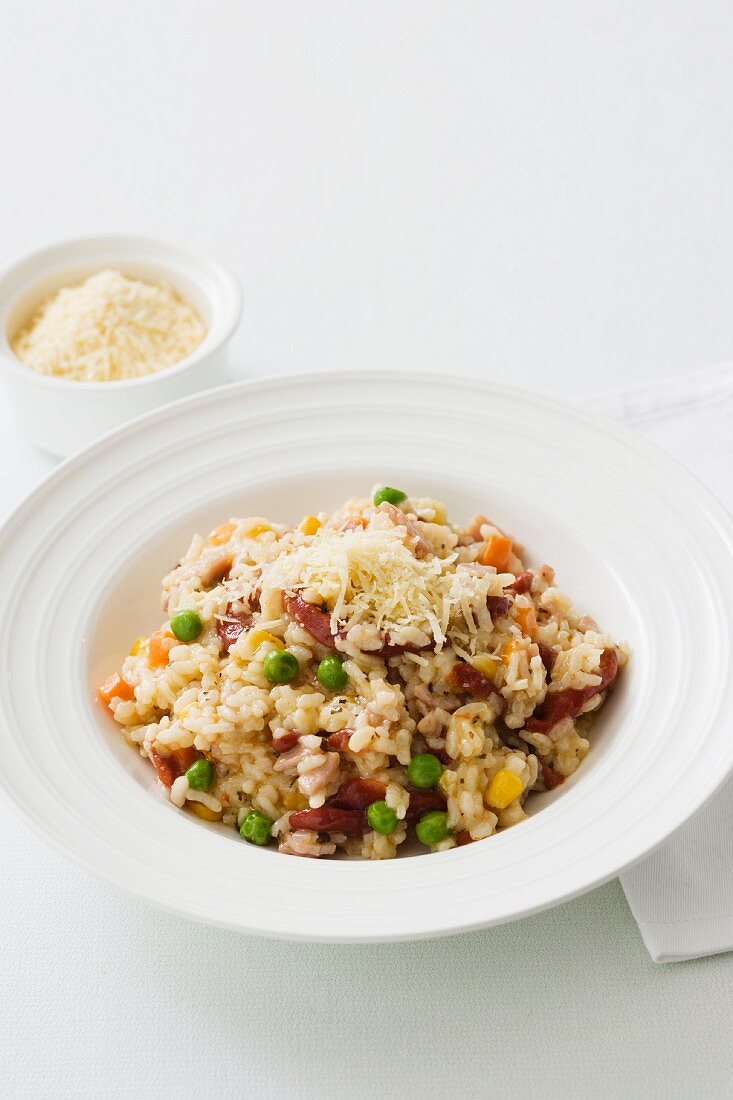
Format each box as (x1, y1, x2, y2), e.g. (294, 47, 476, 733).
(11, 269, 206, 382)
(262, 526, 459, 647)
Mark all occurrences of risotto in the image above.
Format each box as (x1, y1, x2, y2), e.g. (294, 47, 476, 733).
(99, 487, 624, 859)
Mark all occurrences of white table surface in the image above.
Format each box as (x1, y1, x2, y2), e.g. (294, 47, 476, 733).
(2, 3, 733, 1097)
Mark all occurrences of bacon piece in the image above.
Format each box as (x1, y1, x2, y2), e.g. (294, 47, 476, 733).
(271, 732, 301, 754)
(510, 571, 533, 594)
(376, 637, 434, 658)
(199, 550, 233, 589)
(298, 752, 340, 798)
(150, 748, 177, 788)
(286, 589, 433, 658)
(273, 741, 311, 773)
(404, 787, 447, 824)
(455, 830, 474, 846)
(447, 661, 498, 699)
(486, 595, 512, 618)
(289, 806, 367, 836)
(328, 777, 387, 810)
(537, 756, 564, 790)
(378, 502, 431, 557)
(466, 514, 491, 541)
(342, 515, 368, 531)
(285, 593, 340, 649)
(524, 649, 619, 735)
(280, 830, 337, 857)
(537, 643, 558, 675)
(326, 729, 354, 751)
(216, 605, 253, 652)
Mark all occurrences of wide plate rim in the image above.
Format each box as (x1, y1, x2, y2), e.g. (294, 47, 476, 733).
(1, 369, 732, 942)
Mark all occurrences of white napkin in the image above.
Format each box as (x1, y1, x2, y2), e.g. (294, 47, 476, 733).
(584, 362, 733, 962)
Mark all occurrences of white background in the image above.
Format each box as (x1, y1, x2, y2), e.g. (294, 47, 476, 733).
(2, 3, 733, 1097)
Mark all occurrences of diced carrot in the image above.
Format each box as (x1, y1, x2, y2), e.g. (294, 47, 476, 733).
(515, 605, 537, 637)
(171, 747, 199, 772)
(148, 630, 176, 668)
(98, 673, 134, 705)
(208, 522, 236, 546)
(501, 639, 522, 667)
(481, 534, 513, 570)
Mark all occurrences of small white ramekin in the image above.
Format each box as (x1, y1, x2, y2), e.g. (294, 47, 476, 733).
(0, 235, 242, 457)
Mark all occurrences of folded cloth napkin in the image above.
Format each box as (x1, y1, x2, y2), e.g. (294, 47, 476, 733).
(584, 362, 733, 962)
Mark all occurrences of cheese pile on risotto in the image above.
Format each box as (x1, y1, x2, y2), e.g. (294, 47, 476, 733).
(100, 487, 625, 859)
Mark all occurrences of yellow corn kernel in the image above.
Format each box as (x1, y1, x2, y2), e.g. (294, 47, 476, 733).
(208, 522, 236, 546)
(245, 522, 272, 538)
(299, 515, 321, 536)
(130, 636, 148, 656)
(486, 769, 523, 810)
(284, 787, 309, 811)
(438, 770, 456, 798)
(472, 655, 499, 681)
(191, 802, 223, 822)
(248, 629, 284, 652)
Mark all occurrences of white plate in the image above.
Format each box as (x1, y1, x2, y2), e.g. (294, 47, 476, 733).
(1, 371, 732, 942)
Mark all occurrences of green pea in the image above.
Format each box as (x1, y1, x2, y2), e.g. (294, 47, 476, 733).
(373, 486, 407, 507)
(185, 758, 214, 790)
(407, 753, 443, 789)
(240, 810, 273, 846)
(262, 649, 299, 684)
(415, 810, 451, 846)
(317, 655, 348, 691)
(170, 609, 202, 642)
(367, 800, 398, 835)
